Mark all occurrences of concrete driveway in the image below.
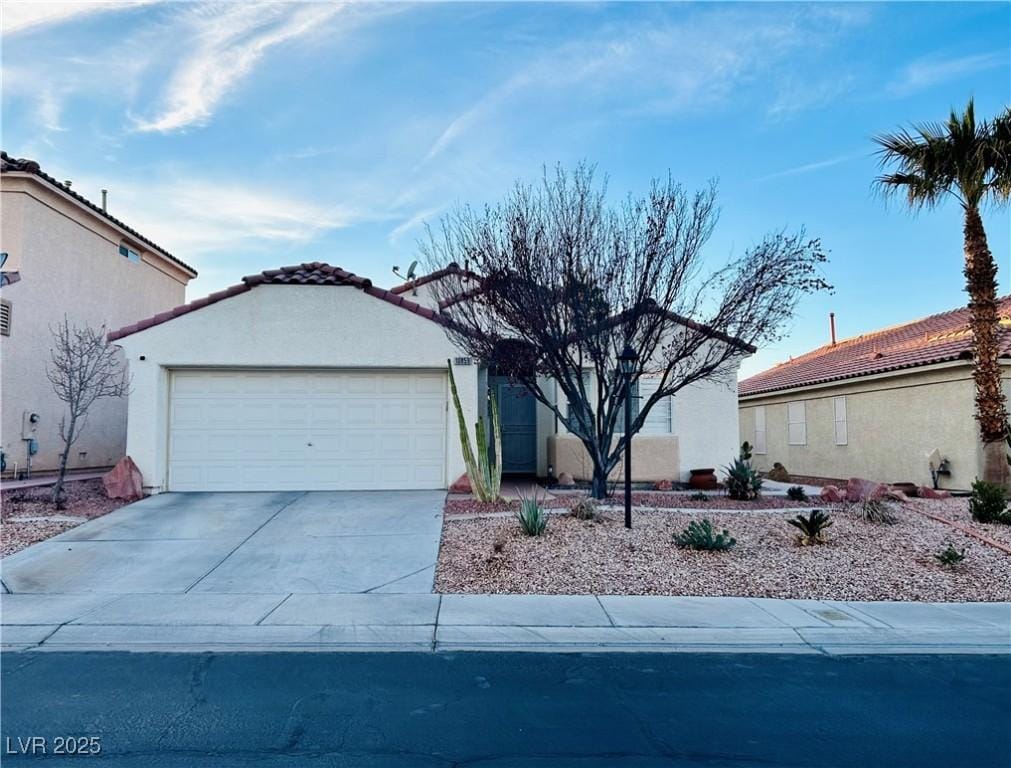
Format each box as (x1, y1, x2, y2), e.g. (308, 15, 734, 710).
(1, 491, 445, 596)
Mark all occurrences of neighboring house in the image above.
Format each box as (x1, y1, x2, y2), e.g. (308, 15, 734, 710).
(738, 298, 1011, 492)
(110, 262, 749, 494)
(0, 152, 197, 475)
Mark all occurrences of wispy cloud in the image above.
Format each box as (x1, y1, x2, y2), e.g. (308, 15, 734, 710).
(888, 50, 1009, 96)
(753, 150, 867, 183)
(1, 0, 158, 37)
(131, 2, 349, 133)
(75, 174, 356, 257)
(421, 7, 867, 164)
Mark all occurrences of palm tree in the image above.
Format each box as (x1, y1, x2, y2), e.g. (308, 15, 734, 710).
(875, 99, 1011, 485)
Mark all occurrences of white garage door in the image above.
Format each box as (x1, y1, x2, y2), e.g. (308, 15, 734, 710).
(168, 370, 447, 491)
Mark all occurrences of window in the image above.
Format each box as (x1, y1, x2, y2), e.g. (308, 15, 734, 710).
(616, 379, 641, 433)
(638, 377, 672, 434)
(787, 401, 807, 445)
(119, 244, 140, 263)
(753, 405, 767, 454)
(833, 396, 848, 446)
(0, 299, 10, 336)
(563, 372, 592, 432)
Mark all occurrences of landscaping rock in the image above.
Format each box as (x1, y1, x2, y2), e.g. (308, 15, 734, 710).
(845, 477, 888, 503)
(652, 479, 673, 491)
(767, 462, 791, 482)
(102, 456, 143, 501)
(556, 472, 576, 487)
(919, 486, 953, 500)
(449, 474, 472, 494)
(820, 485, 846, 503)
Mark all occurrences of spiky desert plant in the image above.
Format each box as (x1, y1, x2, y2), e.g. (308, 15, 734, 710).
(787, 509, 833, 545)
(448, 359, 502, 502)
(934, 543, 966, 568)
(724, 456, 762, 500)
(515, 490, 549, 536)
(673, 519, 736, 551)
(786, 485, 808, 502)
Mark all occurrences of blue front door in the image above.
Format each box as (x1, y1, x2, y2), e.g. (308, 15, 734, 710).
(491, 377, 537, 474)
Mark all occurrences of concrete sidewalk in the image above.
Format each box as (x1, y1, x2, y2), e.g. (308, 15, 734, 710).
(2, 593, 1008, 654)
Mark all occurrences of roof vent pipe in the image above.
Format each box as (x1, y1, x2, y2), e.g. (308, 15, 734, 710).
(101, 189, 108, 212)
(830, 312, 837, 346)
(64, 180, 72, 189)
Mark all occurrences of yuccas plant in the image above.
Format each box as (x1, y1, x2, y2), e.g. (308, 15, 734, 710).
(448, 359, 502, 502)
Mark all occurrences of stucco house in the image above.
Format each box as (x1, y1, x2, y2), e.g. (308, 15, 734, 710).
(109, 262, 750, 494)
(738, 298, 1011, 492)
(0, 152, 197, 475)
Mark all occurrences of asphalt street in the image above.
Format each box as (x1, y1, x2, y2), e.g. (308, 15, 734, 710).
(2, 651, 1009, 767)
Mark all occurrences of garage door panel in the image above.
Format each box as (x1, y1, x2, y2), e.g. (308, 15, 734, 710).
(169, 371, 447, 491)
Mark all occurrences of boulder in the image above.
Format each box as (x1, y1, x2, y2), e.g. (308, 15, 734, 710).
(884, 488, 910, 503)
(819, 484, 846, 503)
(767, 462, 791, 482)
(102, 456, 144, 501)
(845, 477, 889, 503)
(918, 486, 952, 500)
(449, 474, 472, 494)
(556, 472, 576, 487)
(652, 479, 673, 491)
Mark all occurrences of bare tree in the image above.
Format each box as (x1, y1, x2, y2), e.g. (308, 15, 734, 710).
(422, 164, 830, 499)
(46, 318, 129, 507)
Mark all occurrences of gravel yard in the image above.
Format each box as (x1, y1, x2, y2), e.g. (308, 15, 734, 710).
(435, 502, 1011, 601)
(1, 479, 128, 557)
(446, 492, 825, 517)
(909, 497, 1011, 550)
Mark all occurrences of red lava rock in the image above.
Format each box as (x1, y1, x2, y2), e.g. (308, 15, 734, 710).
(653, 479, 673, 491)
(449, 474, 472, 494)
(845, 477, 888, 503)
(556, 472, 576, 487)
(820, 485, 846, 503)
(102, 456, 144, 501)
(918, 486, 952, 499)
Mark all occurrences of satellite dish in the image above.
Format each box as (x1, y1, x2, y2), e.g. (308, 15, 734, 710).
(406, 260, 418, 280)
(926, 448, 942, 471)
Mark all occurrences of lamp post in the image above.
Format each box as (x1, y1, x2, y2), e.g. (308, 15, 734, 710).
(618, 345, 639, 529)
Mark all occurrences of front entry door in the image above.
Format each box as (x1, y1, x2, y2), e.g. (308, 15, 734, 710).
(491, 377, 537, 474)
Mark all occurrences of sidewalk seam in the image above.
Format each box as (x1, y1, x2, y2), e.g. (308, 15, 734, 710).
(254, 594, 293, 626)
(595, 596, 618, 627)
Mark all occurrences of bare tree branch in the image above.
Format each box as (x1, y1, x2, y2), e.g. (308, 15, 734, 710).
(46, 317, 130, 507)
(421, 164, 830, 498)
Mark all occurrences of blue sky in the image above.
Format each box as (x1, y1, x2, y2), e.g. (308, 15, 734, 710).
(2, 1, 1008, 377)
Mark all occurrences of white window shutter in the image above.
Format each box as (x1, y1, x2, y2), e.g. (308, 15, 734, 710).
(753, 406, 767, 454)
(833, 396, 848, 446)
(638, 377, 672, 434)
(787, 401, 807, 445)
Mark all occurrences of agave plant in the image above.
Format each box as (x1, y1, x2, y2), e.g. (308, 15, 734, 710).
(448, 359, 502, 502)
(787, 509, 833, 545)
(724, 457, 762, 501)
(515, 490, 549, 536)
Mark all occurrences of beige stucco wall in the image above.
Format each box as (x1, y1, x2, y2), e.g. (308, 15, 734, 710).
(739, 363, 980, 491)
(548, 434, 680, 482)
(116, 283, 478, 493)
(0, 175, 192, 473)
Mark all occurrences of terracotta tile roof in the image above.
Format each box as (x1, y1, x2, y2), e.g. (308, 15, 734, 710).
(1, 151, 197, 277)
(108, 262, 442, 341)
(390, 262, 479, 294)
(739, 296, 1011, 397)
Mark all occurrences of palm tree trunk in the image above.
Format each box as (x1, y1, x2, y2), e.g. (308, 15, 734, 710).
(963, 205, 1009, 486)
